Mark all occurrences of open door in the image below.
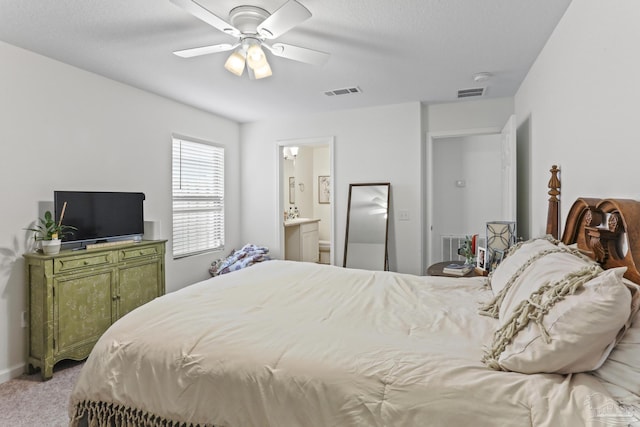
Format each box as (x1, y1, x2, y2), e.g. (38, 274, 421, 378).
(277, 137, 335, 265)
(501, 115, 517, 221)
(425, 114, 517, 270)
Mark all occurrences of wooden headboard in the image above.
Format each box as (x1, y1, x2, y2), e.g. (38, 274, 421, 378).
(545, 165, 640, 283)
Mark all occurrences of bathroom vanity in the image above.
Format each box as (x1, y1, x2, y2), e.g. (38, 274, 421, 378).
(284, 218, 320, 263)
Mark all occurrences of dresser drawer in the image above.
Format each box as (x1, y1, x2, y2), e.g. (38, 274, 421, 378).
(119, 245, 161, 261)
(54, 253, 113, 273)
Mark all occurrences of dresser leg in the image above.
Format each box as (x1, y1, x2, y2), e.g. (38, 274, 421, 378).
(41, 363, 53, 381)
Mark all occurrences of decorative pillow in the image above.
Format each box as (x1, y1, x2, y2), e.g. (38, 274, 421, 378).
(497, 249, 595, 321)
(480, 238, 580, 319)
(593, 279, 640, 401)
(488, 237, 560, 296)
(483, 266, 631, 374)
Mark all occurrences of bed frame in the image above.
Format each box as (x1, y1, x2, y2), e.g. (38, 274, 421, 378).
(546, 164, 640, 283)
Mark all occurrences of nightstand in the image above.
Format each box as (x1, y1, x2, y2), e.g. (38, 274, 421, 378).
(426, 260, 482, 277)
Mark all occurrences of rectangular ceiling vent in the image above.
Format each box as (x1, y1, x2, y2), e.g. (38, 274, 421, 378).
(457, 87, 485, 98)
(324, 86, 362, 97)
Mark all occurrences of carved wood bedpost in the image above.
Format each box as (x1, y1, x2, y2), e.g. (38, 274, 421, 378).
(546, 165, 561, 239)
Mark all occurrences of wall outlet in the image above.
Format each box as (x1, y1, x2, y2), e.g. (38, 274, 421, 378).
(398, 210, 410, 221)
(21, 311, 27, 328)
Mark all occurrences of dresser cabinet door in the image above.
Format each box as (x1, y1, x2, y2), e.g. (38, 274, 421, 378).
(117, 259, 163, 319)
(54, 269, 115, 357)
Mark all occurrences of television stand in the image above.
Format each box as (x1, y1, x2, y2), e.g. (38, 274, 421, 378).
(23, 239, 166, 379)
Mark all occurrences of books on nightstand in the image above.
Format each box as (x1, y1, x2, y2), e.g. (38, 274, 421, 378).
(443, 263, 473, 276)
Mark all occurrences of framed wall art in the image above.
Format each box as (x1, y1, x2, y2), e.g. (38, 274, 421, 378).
(318, 175, 330, 204)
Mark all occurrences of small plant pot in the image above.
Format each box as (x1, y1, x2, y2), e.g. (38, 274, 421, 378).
(41, 239, 61, 255)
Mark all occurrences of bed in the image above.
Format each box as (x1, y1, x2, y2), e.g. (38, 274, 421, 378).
(69, 169, 640, 426)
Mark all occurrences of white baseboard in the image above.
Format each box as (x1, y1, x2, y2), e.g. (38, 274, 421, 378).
(0, 362, 26, 384)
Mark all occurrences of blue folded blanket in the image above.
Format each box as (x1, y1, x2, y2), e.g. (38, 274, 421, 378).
(209, 243, 271, 276)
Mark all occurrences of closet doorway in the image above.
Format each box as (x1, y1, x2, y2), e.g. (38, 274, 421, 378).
(277, 136, 335, 265)
(424, 115, 516, 269)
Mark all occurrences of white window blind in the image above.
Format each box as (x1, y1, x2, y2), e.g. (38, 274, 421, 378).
(172, 137, 224, 258)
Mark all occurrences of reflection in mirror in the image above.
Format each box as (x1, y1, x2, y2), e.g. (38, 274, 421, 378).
(343, 183, 390, 271)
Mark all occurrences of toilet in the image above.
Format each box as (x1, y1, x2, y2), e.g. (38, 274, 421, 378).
(319, 240, 331, 264)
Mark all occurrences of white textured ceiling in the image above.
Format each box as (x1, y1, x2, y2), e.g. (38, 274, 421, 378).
(0, 0, 572, 123)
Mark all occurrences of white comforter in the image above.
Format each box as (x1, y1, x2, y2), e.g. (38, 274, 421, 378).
(69, 260, 623, 426)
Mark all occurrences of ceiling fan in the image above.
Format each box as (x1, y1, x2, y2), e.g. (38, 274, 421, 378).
(170, 0, 330, 79)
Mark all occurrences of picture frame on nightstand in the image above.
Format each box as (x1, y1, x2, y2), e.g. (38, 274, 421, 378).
(491, 249, 505, 271)
(476, 246, 487, 272)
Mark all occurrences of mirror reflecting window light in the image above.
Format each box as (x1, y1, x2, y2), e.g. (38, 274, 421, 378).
(344, 183, 391, 271)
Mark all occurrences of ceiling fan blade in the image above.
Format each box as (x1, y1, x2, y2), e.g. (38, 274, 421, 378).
(266, 43, 329, 66)
(257, 0, 312, 39)
(173, 43, 237, 58)
(170, 0, 240, 37)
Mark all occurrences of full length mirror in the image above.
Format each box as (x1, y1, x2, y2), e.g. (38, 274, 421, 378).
(343, 183, 390, 271)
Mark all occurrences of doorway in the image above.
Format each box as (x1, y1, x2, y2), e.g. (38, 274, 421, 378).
(424, 116, 516, 268)
(277, 136, 335, 265)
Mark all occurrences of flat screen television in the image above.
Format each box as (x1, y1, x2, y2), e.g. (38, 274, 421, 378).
(54, 191, 145, 246)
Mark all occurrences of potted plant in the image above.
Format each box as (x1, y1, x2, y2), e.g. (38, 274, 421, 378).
(26, 205, 76, 255)
(457, 234, 478, 266)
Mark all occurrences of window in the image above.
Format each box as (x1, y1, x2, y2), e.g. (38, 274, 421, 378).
(172, 137, 224, 258)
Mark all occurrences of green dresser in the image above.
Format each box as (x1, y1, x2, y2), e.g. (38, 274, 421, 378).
(23, 240, 166, 380)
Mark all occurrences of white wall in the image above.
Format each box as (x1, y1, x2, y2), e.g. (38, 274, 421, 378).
(0, 41, 241, 381)
(240, 102, 423, 275)
(424, 98, 515, 134)
(515, 0, 640, 238)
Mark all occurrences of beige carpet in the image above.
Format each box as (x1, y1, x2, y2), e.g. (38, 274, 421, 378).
(0, 360, 83, 427)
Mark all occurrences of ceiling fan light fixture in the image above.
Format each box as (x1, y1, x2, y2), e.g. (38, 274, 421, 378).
(224, 50, 246, 76)
(252, 60, 273, 79)
(246, 43, 267, 69)
(171, 0, 328, 80)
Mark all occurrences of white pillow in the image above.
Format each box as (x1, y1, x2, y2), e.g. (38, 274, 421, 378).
(485, 266, 631, 374)
(489, 237, 559, 296)
(480, 238, 577, 319)
(593, 280, 640, 400)
(498, 250, 593, 320)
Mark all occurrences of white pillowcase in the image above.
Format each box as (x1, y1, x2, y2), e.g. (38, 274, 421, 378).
(496, 267, 630, 374)
(489, 238, 559, 296)
(593, 280, 640, 402)
(498, 250, 593, 320)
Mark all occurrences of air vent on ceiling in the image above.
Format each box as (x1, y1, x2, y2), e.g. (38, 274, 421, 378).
(324, 86, 362, 97)
(457, 87, 485, 98)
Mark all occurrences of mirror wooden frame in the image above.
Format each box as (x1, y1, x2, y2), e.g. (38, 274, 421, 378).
(343, 182, 391, 271)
